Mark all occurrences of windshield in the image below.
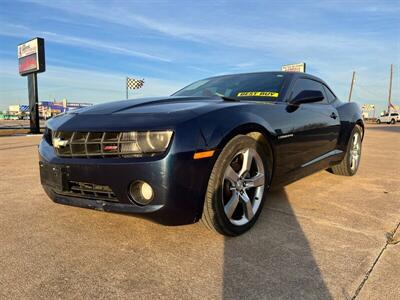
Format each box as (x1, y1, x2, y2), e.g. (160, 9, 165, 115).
(173, 73, 287, 101)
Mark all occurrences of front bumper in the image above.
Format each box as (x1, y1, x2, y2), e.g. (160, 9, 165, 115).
(39, 138, 216, 225)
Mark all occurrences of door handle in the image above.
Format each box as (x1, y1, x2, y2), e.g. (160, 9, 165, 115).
(330, 112, 337, 119)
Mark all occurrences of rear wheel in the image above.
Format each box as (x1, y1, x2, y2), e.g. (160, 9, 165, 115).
(201, 135, 270, 236)
(330, 125, 362, 176)
(390, 119, 395, 124)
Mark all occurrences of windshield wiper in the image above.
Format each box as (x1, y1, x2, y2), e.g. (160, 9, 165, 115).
(213, 92, 240, 102)
(219, 96, 240, 102)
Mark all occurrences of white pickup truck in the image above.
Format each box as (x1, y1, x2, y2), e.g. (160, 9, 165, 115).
(376, 112, 399, 124)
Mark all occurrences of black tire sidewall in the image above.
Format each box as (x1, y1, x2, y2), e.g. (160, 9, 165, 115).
(207, 135, 270, 236)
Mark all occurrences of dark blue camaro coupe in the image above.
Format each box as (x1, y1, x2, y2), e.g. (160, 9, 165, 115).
(39, 72, 363, 236)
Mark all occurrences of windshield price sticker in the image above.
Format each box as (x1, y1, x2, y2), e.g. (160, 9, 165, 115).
(237, 92, 279, 97)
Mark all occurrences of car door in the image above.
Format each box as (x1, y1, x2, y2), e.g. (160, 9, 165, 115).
(284, 78, 341, 173)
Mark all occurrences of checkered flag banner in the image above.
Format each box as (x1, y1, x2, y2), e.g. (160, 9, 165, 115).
(126, 77, 145, 90)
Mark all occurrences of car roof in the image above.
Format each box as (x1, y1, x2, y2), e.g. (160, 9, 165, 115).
(205, 71, 328, 85)
(289, 72, 330, 86)
(206, 71, 293, 79)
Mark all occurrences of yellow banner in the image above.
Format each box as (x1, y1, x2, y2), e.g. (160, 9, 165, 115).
(237, 91, 279, 97)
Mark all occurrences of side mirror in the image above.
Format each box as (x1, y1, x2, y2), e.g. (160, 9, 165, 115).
(290, 90, 324, 105)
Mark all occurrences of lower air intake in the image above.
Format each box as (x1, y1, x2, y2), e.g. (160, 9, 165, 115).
(59, 181, 118, 202)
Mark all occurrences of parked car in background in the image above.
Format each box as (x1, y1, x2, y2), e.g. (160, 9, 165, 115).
(376, 112, 399, 124)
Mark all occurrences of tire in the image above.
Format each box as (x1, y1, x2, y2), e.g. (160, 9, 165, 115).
(376, 119, 381, 124)
(201, 135, 270, 236)
(390, 119, 395, 124)
(330, 125, 362, 176)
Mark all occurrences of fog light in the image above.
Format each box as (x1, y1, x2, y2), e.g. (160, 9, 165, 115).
(129, 181, 154, 205)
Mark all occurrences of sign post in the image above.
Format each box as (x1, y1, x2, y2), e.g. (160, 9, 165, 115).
(27, 73, 40, 133)
(18, 37, 46, 134)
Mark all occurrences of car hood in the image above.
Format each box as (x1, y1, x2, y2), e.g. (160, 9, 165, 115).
(47, 96, 247, 132)
(67, 96, 236, 115)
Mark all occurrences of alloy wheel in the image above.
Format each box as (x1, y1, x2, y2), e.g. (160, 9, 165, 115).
(222, 148, 265, 226)
(350, 132, 361, 171)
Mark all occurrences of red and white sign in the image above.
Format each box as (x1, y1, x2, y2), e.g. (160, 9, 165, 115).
(17, 38, 45, 76)
(18, 39, 38, 59)
(19, 54, 38, 74)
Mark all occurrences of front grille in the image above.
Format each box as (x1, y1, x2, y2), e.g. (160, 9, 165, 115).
(52, 131, 141, 158)
(59, 181, 118, 202)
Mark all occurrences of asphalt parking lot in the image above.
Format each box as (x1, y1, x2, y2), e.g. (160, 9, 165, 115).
(0, 124, 399, 299)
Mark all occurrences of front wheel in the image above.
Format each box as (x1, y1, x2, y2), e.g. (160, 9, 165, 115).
(330, 125, 362, 176)
(201, 135, 270, 236)
(376, 119, 381, 124)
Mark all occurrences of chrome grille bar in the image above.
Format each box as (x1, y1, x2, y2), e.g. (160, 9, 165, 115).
(52, 131, 146, 158)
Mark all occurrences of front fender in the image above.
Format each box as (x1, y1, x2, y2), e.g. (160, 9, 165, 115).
(197, 106, 278, 150)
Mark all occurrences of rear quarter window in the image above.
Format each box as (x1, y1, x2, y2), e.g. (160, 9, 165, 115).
(290, 78, 328, 104)
(323, 85, 337, 103)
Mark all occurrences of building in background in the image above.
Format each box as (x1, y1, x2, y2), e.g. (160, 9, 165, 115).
(7, 99, 92, 119)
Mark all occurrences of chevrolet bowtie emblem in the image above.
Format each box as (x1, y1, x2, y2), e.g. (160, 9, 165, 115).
(53, 137, 69, 148)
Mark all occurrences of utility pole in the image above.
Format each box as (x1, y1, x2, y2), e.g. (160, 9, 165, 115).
(387, 64, 393, 114)
(348, 71, 356, 102)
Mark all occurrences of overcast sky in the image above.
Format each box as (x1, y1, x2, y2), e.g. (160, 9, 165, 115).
(0, 0, 399, 113)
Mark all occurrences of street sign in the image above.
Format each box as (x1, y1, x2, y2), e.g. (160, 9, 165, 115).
(18, 37, 46, 134)
(282, 62, 306, 73)
(361, 104, 375, 111)
(18, 38, 45, 76)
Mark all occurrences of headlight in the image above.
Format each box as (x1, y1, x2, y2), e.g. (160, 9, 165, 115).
(43, 127, 53, 145)
(120, 130, 173, 156)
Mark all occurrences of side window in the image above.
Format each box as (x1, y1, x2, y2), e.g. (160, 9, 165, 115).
(290, 78, 328, 104)
(323, 85, 337, 103)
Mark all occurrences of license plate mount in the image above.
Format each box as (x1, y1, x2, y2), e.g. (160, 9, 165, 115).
(39, 162, 69, 191)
